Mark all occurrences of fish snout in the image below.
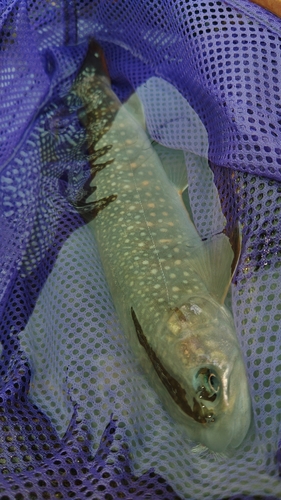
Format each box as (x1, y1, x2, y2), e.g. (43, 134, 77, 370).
(173, 337, 252, 452)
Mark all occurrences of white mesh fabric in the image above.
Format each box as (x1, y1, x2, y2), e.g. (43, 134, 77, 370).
(20, 77, 281, 498)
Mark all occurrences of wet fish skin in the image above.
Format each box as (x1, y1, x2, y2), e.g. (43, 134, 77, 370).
(72, 43, 252, 452)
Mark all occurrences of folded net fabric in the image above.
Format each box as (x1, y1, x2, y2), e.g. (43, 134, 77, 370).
(0, 0, 281, 498)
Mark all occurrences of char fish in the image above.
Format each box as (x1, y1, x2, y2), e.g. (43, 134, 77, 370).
(71, 42, 251, 452)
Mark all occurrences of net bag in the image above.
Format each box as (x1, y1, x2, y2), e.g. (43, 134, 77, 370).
(0, 0, 281, 498)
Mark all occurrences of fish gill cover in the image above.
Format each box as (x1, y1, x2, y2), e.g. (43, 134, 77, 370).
(0, 0, 281, 499)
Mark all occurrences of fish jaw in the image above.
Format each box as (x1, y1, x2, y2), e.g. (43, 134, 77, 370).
(156, 296, 252, 452)
(211, 351, 252, 451)
(188, 351, 252, 453)
(188, 348, 251, 452)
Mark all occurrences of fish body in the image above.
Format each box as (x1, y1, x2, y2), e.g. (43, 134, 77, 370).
(72, 43, 251, 452)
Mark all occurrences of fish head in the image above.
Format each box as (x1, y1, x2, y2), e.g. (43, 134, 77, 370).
(163, 296, 252, 452)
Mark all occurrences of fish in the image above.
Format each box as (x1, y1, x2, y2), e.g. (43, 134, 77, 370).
(70, 41, 252, 453)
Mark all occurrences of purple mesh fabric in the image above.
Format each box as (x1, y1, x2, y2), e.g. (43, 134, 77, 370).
(1, 0, 281, 498)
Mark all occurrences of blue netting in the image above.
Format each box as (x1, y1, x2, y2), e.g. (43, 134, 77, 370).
(1, 0, 281, 498)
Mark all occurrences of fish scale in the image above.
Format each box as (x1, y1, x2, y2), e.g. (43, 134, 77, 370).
(71, 43, 252, 452)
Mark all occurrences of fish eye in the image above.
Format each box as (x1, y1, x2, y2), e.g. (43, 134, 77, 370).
(194, 368, 220, 402)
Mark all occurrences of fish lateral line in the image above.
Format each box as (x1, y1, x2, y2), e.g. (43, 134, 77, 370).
(129, 162, 171, 306)
(131, 307, 212, 425)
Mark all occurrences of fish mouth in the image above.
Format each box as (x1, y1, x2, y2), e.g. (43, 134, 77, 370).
(195, 350, 252, 452)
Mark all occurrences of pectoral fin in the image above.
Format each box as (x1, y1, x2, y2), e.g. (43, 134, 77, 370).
(228, 222, 242, 277)
(123, 92, 146, 130)
(191, 228, 241, 304)
(153, 143, 188, 194)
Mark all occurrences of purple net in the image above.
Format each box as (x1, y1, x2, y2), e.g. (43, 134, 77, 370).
(1, 0, 281, 498)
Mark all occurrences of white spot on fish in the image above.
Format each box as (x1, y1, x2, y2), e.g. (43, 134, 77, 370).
(190, 304, 202, 315)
